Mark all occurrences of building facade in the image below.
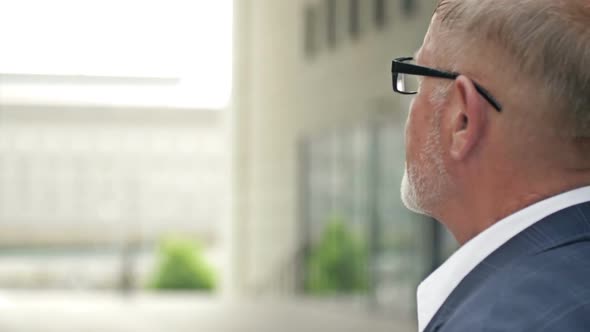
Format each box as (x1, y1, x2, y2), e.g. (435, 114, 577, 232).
(231, 0, 452, 310)
(0, 74, 228, 288)
(0, 104, 226, 247)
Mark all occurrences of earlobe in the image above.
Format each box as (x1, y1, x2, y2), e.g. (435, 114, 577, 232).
(449, 76, 486, 161)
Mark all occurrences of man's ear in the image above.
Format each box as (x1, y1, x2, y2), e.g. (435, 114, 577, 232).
(449, 75, 487, 160)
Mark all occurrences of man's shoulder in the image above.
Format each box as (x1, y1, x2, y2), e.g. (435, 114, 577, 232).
(508, 236, 590, 285)
(491, 239, 590, 330)
(441, 239, 590, 332)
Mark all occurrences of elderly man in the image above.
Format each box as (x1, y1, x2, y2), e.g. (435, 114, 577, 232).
(391, 0, 590, 331)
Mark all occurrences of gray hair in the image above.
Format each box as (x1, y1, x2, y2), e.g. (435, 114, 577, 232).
(434, 0, 590, 139)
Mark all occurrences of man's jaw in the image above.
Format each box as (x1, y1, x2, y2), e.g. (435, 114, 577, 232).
(401, 166, 431, 216)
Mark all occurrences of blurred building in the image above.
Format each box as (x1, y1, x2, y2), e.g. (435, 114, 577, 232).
(0, 105, 226, 246)
(231, 0, 454, 316)
(0, 74, 228, 287)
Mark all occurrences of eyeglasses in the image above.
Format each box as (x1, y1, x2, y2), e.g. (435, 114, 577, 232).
(391, 57, 503, 112)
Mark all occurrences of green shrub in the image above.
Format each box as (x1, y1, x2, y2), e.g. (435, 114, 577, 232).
(149, 236, 216, 291)
(305, 218, 369, 294)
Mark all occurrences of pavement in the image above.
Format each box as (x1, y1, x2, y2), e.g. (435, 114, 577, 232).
(0, 290, 416, 332)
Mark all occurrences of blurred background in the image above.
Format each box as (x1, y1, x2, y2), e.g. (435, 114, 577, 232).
(0, 0, 458, 331)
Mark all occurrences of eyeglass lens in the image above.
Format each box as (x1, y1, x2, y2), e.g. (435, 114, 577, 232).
(396, 72, 420, 93)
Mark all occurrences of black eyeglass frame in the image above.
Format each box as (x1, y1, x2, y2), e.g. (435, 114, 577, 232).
(391, 57, 502, 112)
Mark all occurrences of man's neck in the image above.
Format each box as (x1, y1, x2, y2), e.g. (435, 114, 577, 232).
(438, 179, 590, 245)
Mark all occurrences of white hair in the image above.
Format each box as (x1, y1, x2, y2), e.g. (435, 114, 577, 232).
(434, 0, 590, 139)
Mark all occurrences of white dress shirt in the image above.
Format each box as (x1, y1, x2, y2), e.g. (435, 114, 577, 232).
(416, 185, 590, 332)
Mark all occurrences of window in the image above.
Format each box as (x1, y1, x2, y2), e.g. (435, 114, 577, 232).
(326, 0, 337, 47)
(304, 6, 318, 58)
(349, 0, 360, 39)
(402, 0, 417, 16)
(374, 0, 387, 28)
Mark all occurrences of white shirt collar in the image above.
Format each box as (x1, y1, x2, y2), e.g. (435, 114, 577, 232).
(416, 185, 590, 332)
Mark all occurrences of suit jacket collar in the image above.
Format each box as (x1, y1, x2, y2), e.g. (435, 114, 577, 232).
(424, 201, 590, 332)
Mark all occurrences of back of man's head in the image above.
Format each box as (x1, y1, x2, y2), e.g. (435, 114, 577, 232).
(433, 0, 590, 161)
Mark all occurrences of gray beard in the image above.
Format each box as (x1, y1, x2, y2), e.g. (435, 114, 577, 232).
(401, 165, 430, 216)
(400, 100, 450, 217)
(400, 129, 448, 216)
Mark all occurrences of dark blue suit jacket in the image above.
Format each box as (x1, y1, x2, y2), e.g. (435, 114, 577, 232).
(425, 201, 590, 332)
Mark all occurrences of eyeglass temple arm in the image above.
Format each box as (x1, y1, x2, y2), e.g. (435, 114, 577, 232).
(392, 60, 503, 112)
(473, 83, 503, 112)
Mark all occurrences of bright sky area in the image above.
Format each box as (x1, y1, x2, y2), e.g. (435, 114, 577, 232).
(0, 0, 233, 108)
